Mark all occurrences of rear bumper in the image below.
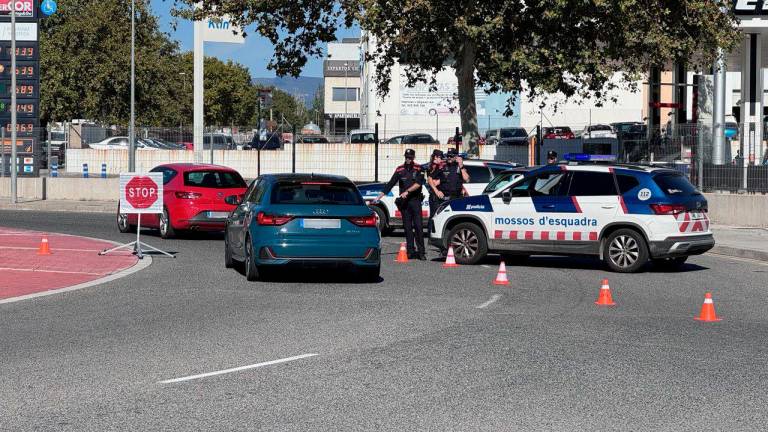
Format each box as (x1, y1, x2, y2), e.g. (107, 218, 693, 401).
(649, 234, 715, 259)
(255, 246, 381, 268)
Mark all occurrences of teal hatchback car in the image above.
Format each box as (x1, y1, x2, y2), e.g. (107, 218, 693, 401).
(224, 174, 381, 281)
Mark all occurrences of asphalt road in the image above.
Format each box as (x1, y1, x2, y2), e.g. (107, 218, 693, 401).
(1, 210, 767, 431)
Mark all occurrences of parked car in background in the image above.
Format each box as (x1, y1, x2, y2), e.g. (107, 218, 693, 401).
(203, 133, 235, 150)
(348, 129, 377, 144)
(297, 135, 330, 144)
(88, 136, 156, 150)
(580, 124, 617, 139)
(611, 122, 643, 139)
(247, 131, 282, 150)
(384, 134, 438, 145)
(542, 127, 575, 140)
(224, 174, 381, 281)
(485, 127, 529, 145)
(117, 163, 248, 239)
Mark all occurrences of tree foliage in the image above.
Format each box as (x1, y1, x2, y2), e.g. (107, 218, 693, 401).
(179, 0, 740, 152)
(40, 0, 267, 127)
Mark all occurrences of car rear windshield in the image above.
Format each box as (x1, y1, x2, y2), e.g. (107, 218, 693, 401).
(271, 181, 363, 205)
(653, 173, 699, 196)
(590, 125, 612, 131)
(500, 128, 527, 138)
(184, 170, 247, 188)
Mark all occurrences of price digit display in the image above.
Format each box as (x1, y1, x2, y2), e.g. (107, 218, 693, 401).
(0, 44, 37, 61)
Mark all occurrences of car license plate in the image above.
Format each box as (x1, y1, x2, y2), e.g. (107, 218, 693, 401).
(207, 211, 229, 218)
(690, 211, 705, 220)
(302, 218, 340, 229)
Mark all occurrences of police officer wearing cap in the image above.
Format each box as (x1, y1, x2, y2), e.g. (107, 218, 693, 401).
(376, 149, 427, 260)
(546, 150, 558, 165)
(431, 148, 470, 202)
(426, 149, 445, 218)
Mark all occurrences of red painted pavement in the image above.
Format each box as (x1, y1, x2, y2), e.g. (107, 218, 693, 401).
(0, 227, 138, 300)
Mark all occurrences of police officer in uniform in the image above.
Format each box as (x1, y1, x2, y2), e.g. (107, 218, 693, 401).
(431, 148, 470, 202)
(546, 150, 558, 165)
(376, 149, 426, 260)
(426, 149, 445, 218)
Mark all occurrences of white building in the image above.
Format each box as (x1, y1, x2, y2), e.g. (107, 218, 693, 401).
(323, 39, 361, 136)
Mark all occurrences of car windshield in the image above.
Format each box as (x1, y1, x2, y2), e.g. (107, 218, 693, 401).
(271, 181, 363, 205)
(500, 128, 527, 138)
(653, 173, 700, 196)
(484, 172, 521, 194)
(589, 125, 612, 131)
(184, 170, 247, 188)
(351, 133, 376, 143)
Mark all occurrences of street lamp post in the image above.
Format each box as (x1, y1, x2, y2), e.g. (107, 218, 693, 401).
(179, 72, 187, 144)
(129, 0, 136, 171)
(10, 2, 17, 203)
(344, 62, 348, 139)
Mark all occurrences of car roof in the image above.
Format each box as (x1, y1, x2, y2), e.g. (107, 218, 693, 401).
(155, 163, 238, 172)
(529, 162, 678, 175)
(262, 173, 353, 183)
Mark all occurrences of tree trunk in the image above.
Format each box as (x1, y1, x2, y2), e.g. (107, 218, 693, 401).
(455, 41, 479, 156)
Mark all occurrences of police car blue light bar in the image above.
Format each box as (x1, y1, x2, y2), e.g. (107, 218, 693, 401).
(563, 153, 617, 162)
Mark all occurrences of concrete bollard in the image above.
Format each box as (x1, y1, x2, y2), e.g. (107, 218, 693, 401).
(101, 163, 107, 179)
(82, 163, 89, 178)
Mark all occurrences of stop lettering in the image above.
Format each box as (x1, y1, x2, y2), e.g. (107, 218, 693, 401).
(125, 176, 159, 209)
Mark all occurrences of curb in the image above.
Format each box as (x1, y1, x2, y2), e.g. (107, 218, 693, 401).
(710, 246, 768, 263)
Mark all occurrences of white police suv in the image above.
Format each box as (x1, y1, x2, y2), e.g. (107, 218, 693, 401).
(429, 155, 714, 272)
(359, 160, 517, 234)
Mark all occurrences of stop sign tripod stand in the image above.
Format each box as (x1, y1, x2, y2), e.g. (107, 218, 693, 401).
(99, 174, 175, 260)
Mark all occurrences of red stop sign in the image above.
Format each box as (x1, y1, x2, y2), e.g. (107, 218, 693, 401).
(125, 176, 159, 209)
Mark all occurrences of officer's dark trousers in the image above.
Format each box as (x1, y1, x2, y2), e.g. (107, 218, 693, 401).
(401, 198, 425, 256)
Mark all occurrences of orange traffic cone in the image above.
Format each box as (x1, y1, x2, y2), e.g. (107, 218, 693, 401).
(37, 235, 52, 255)
(493, 261, 509, 285)
(694, 292, 722, 322)
(594, 279, 615, 306)
(443, 246, 459, 268)
(395, 242, 409, 263)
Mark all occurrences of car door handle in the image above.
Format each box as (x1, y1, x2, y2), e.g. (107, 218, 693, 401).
(601, 205, 617, 209)
(543, 204, 556, 209)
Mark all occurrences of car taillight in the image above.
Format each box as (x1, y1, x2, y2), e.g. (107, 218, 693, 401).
(650, 204, 687, 215)
(257, 212, 293, 226)
(175, 191, 202, 199)
(348, 215, 377, 227)
(566, 133, 575, 139)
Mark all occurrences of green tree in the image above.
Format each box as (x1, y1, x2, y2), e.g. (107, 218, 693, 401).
(178, 0, 739, 153)
(266, 87, 310, 128)
(40, 0, 185, 126)
(202, 56, 257, 126)
(308, 85, 324, 128)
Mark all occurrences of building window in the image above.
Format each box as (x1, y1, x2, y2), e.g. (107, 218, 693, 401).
(332, 87, 358, 102)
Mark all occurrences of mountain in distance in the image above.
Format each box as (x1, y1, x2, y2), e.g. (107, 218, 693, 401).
(253, 76, 323, 108)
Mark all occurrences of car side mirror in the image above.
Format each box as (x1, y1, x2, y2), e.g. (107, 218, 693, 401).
(501, 190, 512, 204)
(225, 195, 242, 206)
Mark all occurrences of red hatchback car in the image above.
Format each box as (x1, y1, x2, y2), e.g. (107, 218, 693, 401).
(117, 163, 248, 238)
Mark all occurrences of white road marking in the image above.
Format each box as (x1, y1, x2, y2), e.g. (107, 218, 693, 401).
(476, 294, 502, 309)
(0, 246, 108, 253)
(481, 264, 492, 269)
(158, 353, 319, 384)
(0, 267, 106, 276)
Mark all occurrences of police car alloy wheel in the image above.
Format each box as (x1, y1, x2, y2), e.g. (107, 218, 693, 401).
(603, 229, 649, 273)
(447, 223, 488, 265)
(224, 232, 234, 269)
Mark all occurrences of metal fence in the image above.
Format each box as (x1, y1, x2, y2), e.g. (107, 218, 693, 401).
(40, 121, 768, 193)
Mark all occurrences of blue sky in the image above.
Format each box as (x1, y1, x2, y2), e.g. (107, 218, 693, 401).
(150, 0, 359, 78)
